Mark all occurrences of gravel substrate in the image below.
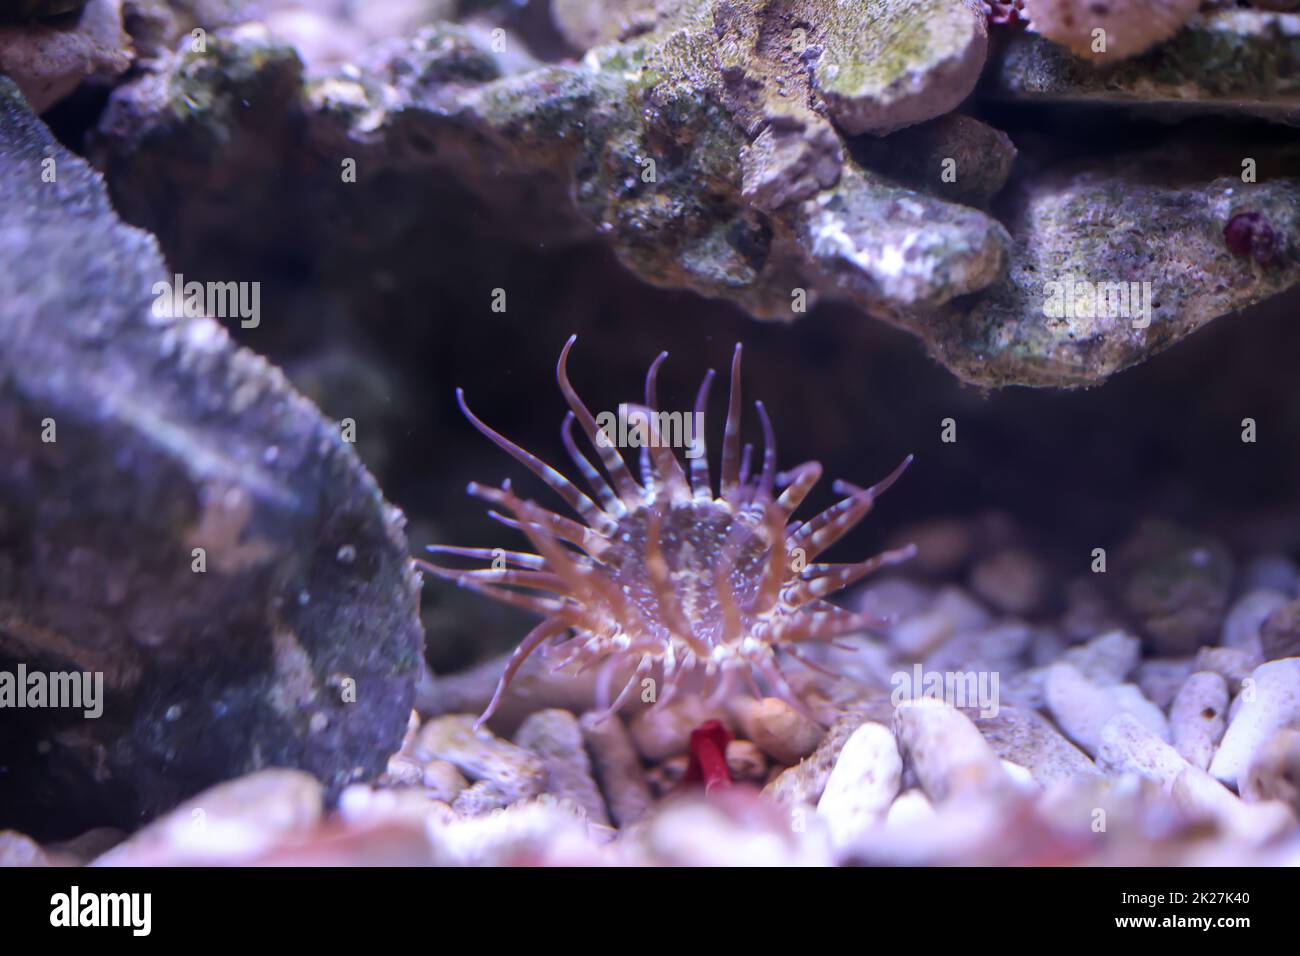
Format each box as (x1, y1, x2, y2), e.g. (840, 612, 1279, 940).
(5, 518, 1300, 866)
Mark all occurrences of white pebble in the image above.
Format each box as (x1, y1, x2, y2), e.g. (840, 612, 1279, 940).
(1060, 629, 1140, 685)
(1045, 663, 1169, 757)
(727, 696, 825, 764)
(1096, 713, 1189, 789)
(1210, 658, 1300, 787)
(892, 699, 1007, 802)
(889, 586, 991, 659)
(1135, 657, 1196, 711)
(1220, 589, 1289, 659)
(1195, 645, 1261, 688)
(1000, 759, 1040, 792)
(884, 789, 935, 828)
(1239, 553, 1299, 597)
(1170, 767, 1296, 846)
(1241, 728, 1300, 810)
(1169, 671, 1228, 770)
(817, 722, 902, 847)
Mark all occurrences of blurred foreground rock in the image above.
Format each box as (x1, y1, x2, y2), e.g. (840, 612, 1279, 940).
(0, 77, 424, 839)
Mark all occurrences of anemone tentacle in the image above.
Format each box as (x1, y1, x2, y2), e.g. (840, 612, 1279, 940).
(425, 339, 914, 727)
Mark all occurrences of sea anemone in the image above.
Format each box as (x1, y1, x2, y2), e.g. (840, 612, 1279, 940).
(420, 338, 915, 727)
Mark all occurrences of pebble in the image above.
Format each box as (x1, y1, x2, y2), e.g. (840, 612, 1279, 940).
(1060, 629, 1140, 685)
(923, 621, 1031, 674)
(762, 714, 867, 808)
(975, 705, 1098, 784)
(637, 788, 832, 866)
(816, 722, 902, 846)
(885, 789, 936, 828)
(1169, 766, 1297, 846)
(1194, 646, 1262, 690)
(817, 636, 898, 688)
(1044, 662, 1169, 757)
(1239, 552, 1299, 596)
(1260, 600, 1300, 661)
(1240, 728, 1300, 811)
(515, 708, 610, 827)
(92, 769, 323, 866)
(725, 739, 769, 785)
(580, 712, 653, 827)
(998, 668, 1047, 711)
(1210, 658, 1300, 787)
(727, 696, 825, 764)
(969, 547, 1048, 615)
(1220, 589, 1289, 659)
(1168, 671, 1228, 770)
(890, 586, 992, 659)
(42, 827, 124, 865)
(422, 760, 469, 803)
(646, 755, 689, 798)
(412, 714, 547, 803)
(429, 799, 607, 866)
(1030, 628, 1068, 667)
(1135, 657, 1196, 711)
(886, 518, 973, 577)
(853, 577, 934, 621)
(452, 780, 510, 816)
(1060, 577, 1120, 642)
(1000, 759, 1039, 792)
(384, 754, 425, 787)
(1096, 713, 1190, 788)
(892, 699, 1008, 802)
(844, 795, 1011, 866)
(628, 697, 730, 762)
(1117, 520, 1234, 655)
(336, 784, 452, 828)
(381, 709, 426, 785)
(0, 830, 49, 866)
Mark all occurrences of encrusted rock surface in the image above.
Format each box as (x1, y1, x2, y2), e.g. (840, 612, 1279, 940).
(808, 0, 988, 135)
(994, 11, 1300, 124)
(0, 0, 130, 112)
(68, 2, 1300, 388)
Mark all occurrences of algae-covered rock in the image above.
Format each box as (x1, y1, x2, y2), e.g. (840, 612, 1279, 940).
(1116, 520, 1235, 656)
(1022, 0, 1200, 62)
(800, 165, 1011, 311)
(0, 76, 424, 839)
(994, 11, 1300, 126)
(925, 141, 1300, 387)
(847, 113, 1018, 208)
(79, 1, 1300, 388)
(0, 0, 129, 112)
(93, 10, 1011, 326)
(810, 0, 988, 134)
(552, 0, 661, 50)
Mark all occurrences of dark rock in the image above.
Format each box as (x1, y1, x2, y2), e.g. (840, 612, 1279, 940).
(1260, 599, 1300, 661)
(0, 77, 424, 840)
(1116, 519, 1234, 656)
